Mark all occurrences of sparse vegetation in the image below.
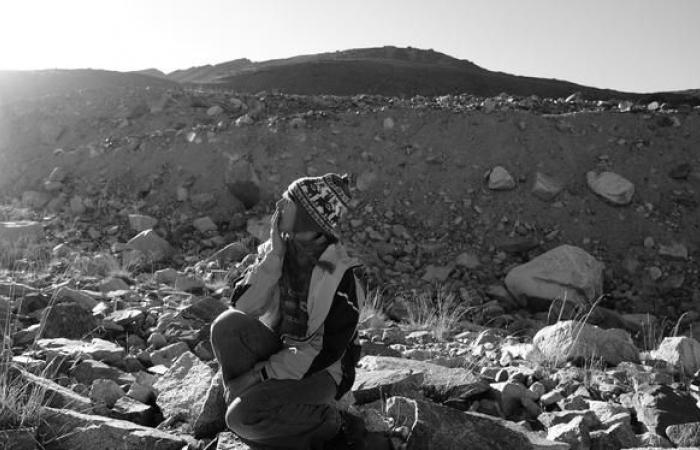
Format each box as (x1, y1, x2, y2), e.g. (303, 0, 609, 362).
(405, 287, 473, 341)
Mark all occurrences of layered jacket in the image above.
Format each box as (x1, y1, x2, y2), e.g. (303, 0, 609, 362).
(230, 239, 364, 399)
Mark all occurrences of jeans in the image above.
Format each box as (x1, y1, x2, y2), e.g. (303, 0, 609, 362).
(210, 309, 342, 449)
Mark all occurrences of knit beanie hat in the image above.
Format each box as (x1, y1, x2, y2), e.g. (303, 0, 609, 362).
(285, 173, 352, 238)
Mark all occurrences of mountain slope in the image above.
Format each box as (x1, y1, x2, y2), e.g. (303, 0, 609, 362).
(165, 46, 699, 102)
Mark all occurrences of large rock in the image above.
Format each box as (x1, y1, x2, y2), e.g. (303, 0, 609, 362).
(533, 320, 639, 366)
(586, 171, 635, 205)
(41, 302, 98, 339)
(665, 422, 700, 447)
(651, 337, 700, 376)
(225, 158, 262, 208)
(505, 245, 604, 307)
(35, 338, 125, 366)
(153, 351, 225, 438)
(39, 407, 188, 450)
(352, 369, 424, 404)
(70, 359, 134, 385)
(358, 356, 489, 402)
(385, 396, 568, 450)
(126, 229, 174, 262)
(55, 286, 99, 311)
(0, 221, 44, 243)
(631, 384, 700, 436)
(20, 369, 93, 412)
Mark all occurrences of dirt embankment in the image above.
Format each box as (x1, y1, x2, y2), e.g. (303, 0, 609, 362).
(1, 86, 699, 329)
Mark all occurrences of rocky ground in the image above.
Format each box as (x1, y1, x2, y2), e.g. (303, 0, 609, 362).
(1, 82, 699, 449)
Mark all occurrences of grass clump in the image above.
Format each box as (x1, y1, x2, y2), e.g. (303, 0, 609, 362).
(405, 287, 472, 341)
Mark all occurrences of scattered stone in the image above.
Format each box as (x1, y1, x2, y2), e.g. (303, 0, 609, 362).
(532, 172, 563, 201)
(39, 407, 188, 449)
(128, 214, 158, 232)
(546, 415, 590, 450)
(455, 252, 480, 269)
(352, 369, 424, 404)
(224, 158, 261, 209)
(488, 166, 516, 190)
(0, 221, 44, 243)
(126, 229, 174, 262)
(658, 242, 688, 260)
(35, 338, 125, 366)
(153, 351, 225, 438)
(70, 359, 134, 386)
(90, 378, 125, 408)
(193, 216, 217, 233)
(150, 341, 190, 367)
(631, 384, 700, 436)
(533, 320, 639, 366)
(385, 396, 567, 450)
(651, 337, 700, 376)
(41, 302, 98, 339)
(421, 264, 453, 283)
(359, 356, 489, 402)
(155, 268, 178, 285)
(586, 171, 635, 205)
(174, 273, 206, 293)
(665, 421, 700, 447)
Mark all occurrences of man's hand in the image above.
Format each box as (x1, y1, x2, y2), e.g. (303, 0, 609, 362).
(224, 369, 262, 404)
(269, 208, 286, 257)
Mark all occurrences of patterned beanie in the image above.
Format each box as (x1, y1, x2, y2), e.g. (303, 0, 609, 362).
(285, 173, 352, 238)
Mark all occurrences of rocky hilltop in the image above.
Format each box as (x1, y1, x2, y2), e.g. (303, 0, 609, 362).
(0, 71, 699, 449)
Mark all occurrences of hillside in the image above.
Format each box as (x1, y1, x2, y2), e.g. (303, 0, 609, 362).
(166, 46, 700, 103)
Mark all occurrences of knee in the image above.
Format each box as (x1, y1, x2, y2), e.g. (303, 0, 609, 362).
(225, 395, 266, 438)
(210, 309, 248, 346)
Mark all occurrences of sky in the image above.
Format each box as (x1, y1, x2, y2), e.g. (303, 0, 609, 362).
(1, 0, 699, 93)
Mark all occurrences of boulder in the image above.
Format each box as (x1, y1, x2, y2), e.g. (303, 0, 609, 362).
(70, 359, 134, 386)
(352, 369, 424, 404)
(174, 274, 206, 293)
(39, 407, 188, 450)
(225, 158, 261, 209)
(35, 338, 125, 366)
(631, 384, 700, 436)
(193, 216, 218, 233)
(22, 190, 51, 208)
(546, 416, 590, 450)
(155, 268, 178, 285)
(110, 396, 157, 426)
(127, 214, 157, 232)
(665, 422, 700, 447)
(488, 166, 516, 190)
(586, 171, 635, 205)
(505, 245, 604, 307)
(126, 229, 174, 262)
(0, 221, 44, 243)
(150, 342, 190, 367)
(590, 422, 639, 449)
(55, 286, 99, 311)
(651, 337, 700, 376)
(182, 296, 227, 323)
(153, 352, 225, 438)
(89, 379, 125, 408)
(385, 396, 568, 450)
(20, 369, 92, 412)
(533, 320, 639, 366)
(358, 356, 489, 402)
(532, 172, 564, 201)
(41, 302, 98, 339)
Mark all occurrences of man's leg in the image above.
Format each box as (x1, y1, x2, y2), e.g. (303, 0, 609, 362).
(210, 309, 281, 384)
(226, 370, 341, 449)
